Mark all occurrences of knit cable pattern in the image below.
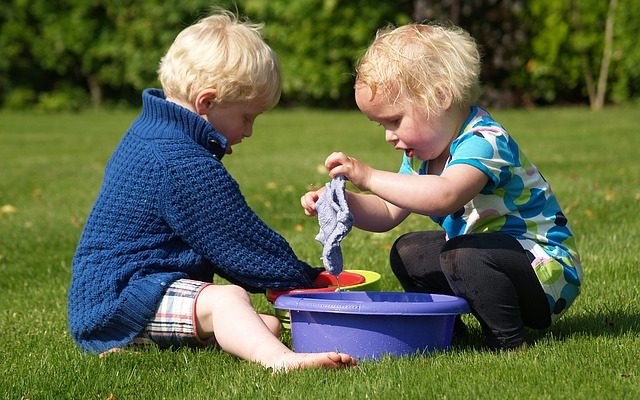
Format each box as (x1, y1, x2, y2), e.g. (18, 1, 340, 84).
(68, 89, 319, 352)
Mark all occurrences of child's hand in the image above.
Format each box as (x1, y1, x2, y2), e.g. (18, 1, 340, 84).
(325, 152, 372, 191)
(300, 188, 324, 216)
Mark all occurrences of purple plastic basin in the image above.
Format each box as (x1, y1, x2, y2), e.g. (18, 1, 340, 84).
(274, 291, 469, 360)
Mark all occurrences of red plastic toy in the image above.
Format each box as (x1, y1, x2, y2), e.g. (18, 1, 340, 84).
(266, 271, 365, 303)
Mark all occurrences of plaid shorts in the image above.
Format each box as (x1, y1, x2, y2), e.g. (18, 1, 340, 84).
(132, 278, 216, 348)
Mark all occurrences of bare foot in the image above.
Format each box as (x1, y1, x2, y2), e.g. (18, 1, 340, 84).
(98, 348, 123, 359)
(269, 351, 356, 372)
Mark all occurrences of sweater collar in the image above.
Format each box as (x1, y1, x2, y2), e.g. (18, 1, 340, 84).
(138, 88, 228, 160)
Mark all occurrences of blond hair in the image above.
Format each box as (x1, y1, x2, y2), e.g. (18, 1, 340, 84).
(158, 10, 281, 108)
(356, 23, 480, 118)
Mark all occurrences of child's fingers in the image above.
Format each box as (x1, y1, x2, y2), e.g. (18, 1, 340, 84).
(304, 208, 317, 217)
(325, 152, 354, 179)
(324, 152, 350, 170)
(300, 191, 319, 216)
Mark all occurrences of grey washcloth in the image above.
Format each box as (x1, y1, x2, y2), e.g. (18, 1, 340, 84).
(315, 175, 353, 276)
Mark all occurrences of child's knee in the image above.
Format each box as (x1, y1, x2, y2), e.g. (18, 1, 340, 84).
(389, 232, 420, 274)
(217, 284, 252, 305)
(198, 284, 251, 309)
(389, 236, 406, 275)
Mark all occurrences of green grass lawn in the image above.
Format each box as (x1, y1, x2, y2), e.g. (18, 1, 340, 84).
(1, 105, 639, 399)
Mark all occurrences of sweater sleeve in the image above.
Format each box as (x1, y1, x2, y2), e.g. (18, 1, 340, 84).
(158, 151, 320, 291)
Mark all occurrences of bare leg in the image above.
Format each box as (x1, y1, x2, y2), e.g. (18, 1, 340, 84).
(259, 313, 281, 337)
(195, 284, 356, 371)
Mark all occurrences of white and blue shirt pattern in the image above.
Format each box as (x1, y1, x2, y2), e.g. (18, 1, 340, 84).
(399, 106, 582, 321)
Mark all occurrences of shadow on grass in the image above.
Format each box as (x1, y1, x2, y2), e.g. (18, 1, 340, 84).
(450, 307, 640, 352)
(548, 308, 640, 339)
(516, 308, 640, 349)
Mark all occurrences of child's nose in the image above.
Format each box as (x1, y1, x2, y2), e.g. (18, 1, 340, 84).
(385, 130, 398, 142)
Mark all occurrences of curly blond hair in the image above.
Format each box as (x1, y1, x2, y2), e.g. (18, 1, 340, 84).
(158, 10, 281, 108)
(356, 22, 481, 118)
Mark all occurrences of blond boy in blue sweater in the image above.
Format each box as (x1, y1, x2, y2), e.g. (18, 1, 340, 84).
(68, 10, 354, 371)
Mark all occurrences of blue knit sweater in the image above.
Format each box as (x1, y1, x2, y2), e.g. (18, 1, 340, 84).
(68, 89, 320, 353)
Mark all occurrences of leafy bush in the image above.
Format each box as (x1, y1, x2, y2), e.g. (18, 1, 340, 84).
(0, 0, 639, 109)
(3, 88, 36, 110)
(36, 87, 89, 112)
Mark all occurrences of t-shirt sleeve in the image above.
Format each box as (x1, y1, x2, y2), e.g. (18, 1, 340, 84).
(398, 154, 428, 175)
(398, 153, 414, 174)
(158, 153, 319, 291)
(447, 130, 517, 190)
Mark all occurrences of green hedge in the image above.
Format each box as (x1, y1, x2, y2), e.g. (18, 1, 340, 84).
(1, 0, 638, 110)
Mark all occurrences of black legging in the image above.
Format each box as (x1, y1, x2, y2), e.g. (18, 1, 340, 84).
(389, 231, 551, 349)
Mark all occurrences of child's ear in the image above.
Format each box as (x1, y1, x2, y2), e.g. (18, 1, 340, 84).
(436, 85, 454, 111)
(194, 89, 218, 115)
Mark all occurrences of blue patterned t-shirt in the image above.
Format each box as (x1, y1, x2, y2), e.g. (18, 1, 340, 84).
(399, 106, 582, 321)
